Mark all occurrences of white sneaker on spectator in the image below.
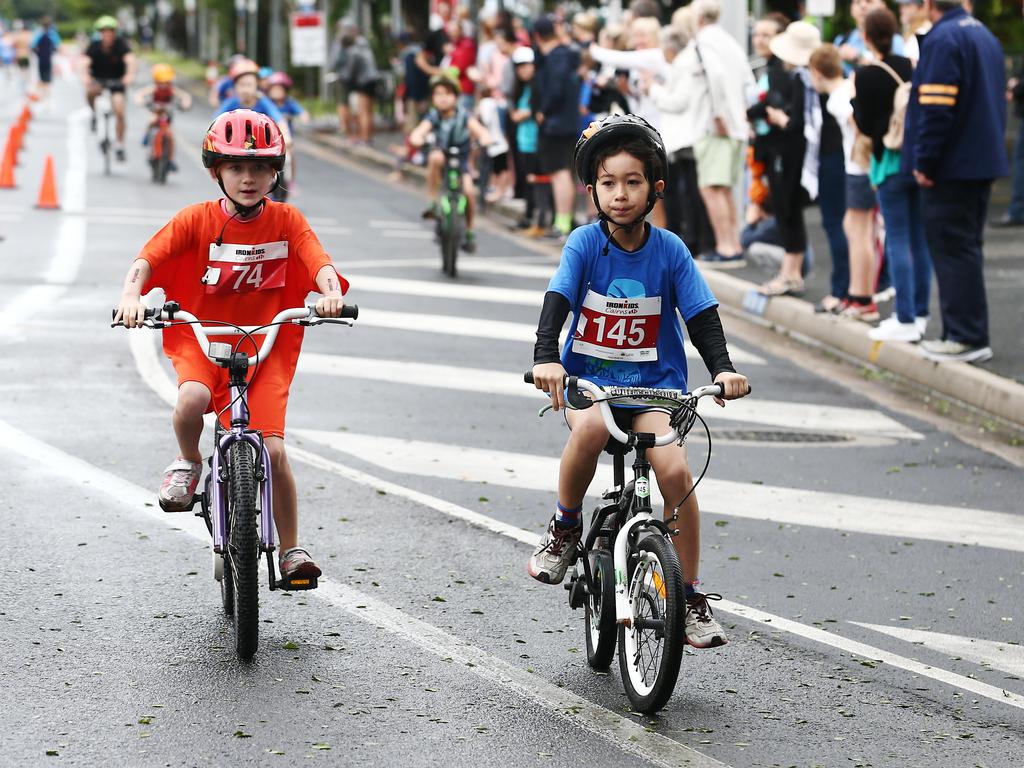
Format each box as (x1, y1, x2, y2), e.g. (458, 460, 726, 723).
(915, 316, 929, 335)
(869, 316, 921, 342)
(920, 340, 993, 364)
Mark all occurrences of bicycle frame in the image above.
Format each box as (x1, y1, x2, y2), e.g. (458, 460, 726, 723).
(554, 378, 722, 626)
(438, 146, 467, 220)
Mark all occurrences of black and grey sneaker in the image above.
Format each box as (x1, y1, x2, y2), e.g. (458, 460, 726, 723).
(527, 518, 581, 584)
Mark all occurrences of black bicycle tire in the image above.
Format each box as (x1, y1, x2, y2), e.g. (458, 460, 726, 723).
(156, 134, 170, 184)
(584, 549, 617, 669)
(229, 441, 260, 659)
(220, 549, 235, 615)
(445, 212, 463, 278)
(617, 534, 685, 713)
(439, 216, 453, 276)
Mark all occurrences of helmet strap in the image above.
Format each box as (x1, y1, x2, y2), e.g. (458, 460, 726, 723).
(592, 188, 661, 256)
(213, 169, 270, 246)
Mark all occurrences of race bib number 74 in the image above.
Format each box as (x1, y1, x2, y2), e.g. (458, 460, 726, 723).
(203, 240, 288, 295)
(572, 289, 662, 362)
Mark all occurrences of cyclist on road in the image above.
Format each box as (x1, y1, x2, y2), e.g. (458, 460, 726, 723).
(81, 15, 136, 161)
(216, 59, 293, 148)
(112, 109, 350, 583)
(527, 115, 750, 649)
(408, 72, 492, 253)
(134, 63, 193, 173)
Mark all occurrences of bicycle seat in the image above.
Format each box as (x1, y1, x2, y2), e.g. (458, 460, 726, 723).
(602, 436, 633, 457)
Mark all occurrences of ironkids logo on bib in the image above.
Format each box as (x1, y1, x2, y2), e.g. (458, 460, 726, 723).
(202, 241, 288, 295)
(572, 289, 661, 362)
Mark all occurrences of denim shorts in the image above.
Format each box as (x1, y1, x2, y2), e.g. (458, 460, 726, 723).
(845, 173, 876, 211)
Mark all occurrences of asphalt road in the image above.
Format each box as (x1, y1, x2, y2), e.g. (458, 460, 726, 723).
(2, 67, 1023, 768)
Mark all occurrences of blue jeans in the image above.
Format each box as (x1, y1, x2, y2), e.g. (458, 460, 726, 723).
(877, 174, 931, 323)
(818, 151, 849, 298)
(1010, 119, 1024, 221)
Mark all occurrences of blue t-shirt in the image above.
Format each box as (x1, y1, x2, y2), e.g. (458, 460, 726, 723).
(276, 97, 305, 118)
(834, 29, 905, 74)
(216, 77, 234, 103)
(547, 222, 717, 392)
(217, 95, 285, 125)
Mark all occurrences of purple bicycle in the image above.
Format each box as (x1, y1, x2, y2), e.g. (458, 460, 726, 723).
(114, 300, 357, 658)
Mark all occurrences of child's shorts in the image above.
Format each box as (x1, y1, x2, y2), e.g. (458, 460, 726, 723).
(170, 335, 300, 439)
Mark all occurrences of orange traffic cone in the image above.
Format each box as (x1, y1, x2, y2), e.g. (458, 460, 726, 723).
(0, 142, 15, 189)
(20, 104, 31, 124)
(11, 124, 24, 157)
(35, 155, 59, 209)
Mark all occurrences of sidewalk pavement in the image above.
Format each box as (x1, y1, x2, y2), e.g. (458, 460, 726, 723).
(306, 124, 1024, 429)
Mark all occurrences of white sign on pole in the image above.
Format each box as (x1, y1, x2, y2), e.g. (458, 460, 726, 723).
(806, 0, 836, 17)
(290, 11, 327, 67)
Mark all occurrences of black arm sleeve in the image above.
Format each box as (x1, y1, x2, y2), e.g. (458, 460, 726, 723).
(534, 291, 571, 365)
(684, 306, 736, 380)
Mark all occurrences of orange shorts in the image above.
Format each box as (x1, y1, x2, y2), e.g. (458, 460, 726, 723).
(169, 331, 301, 439)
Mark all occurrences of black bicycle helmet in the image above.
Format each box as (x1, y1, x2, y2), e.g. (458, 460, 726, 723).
(573, 114, 668, 238)
(573, 113, 667, 187)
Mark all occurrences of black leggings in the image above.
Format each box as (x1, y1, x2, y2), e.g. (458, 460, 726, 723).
(766, 149, 808, 254)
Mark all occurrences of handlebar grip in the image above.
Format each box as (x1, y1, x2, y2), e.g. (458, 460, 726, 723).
(340, 304, 358, 320)
(523, 371, 534, 384)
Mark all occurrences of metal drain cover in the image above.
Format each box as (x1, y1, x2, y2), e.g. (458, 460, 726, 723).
(716, 430, 853, 443)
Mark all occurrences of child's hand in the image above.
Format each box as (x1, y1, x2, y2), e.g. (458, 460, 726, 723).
(712, 372, 750, 407)
(532, 362, 568, 411)
(114, 297, 147, 328)
(315, 295, 344, 318)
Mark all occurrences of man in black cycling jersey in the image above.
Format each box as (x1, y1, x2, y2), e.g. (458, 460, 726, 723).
(81, 15, 136, 161)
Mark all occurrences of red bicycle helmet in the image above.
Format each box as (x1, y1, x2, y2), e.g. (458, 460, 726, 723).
(266, 72, 293, 89)
(202, 110, 286, 172)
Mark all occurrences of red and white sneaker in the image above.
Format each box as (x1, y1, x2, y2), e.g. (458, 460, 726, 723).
(158, 458, 202, 512)
(279, 547, 322, 581)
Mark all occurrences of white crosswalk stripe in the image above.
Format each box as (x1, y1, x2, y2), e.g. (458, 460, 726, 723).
(297, 353, 920, 438)
(291, 430, 1024, 553)
(353, 308, 767, 366)
(851, 624, 1024, 678)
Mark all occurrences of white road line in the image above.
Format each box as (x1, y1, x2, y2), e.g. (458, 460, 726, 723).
(291, 430, 1024, 553)
(354, 273, 543, 305)
(312, 225, 353, 236)
(125, 331, 1024, 713)
(353, 308, 766, 366)
(342, 256, 557, 280)
(0, 417, 726, 768)
(851, 623, 1024, 678)
(0, 109, 88, 334)
(296, 353, 919, 439)
(722, 604, 1024, 711)
(369, 219, 424, 229)
(379, 229, 437, 239)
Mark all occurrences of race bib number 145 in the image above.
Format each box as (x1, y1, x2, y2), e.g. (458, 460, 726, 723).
(203, 240, 288, 295)
(572, 289, 661, 362)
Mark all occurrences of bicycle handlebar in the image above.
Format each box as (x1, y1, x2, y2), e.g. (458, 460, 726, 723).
(113, 301, 357, 367)
(524, 372, 728, 447)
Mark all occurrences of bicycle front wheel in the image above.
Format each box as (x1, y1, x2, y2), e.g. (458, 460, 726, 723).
(618, 534, 685, 713)
(156, 134, 170, 184)
(228, 442, 260, 659)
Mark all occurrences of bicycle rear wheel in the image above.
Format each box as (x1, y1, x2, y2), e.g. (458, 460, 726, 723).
(584, 549, 616, 669)
(228, 442, 260, 659)
(618, 534, 685, 713)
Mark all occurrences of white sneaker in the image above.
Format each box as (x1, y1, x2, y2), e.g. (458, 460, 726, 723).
(158, 458, 202, 512)
(526, 518, 581, 584)
(869, 317, 921, 342)
(915, 316, 929, 335)
(684, 592, 728, 648)
(920, 340, 993, 364)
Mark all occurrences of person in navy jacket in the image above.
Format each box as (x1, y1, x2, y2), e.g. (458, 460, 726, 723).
(902, 0, 1007, 364)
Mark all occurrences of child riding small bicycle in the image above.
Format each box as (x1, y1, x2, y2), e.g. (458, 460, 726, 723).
(112, 109, 349, 583)
(408, 72, 492, 253)
(135, 63, 192, 172)
(527, 114, 750, 649)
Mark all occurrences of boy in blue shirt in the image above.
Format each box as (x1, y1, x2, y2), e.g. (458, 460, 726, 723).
(217, 59, 293, 149)
(528, 115, 750, 649)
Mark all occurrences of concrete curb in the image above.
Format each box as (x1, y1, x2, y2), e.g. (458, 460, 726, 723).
(309, 131, 1024, 429)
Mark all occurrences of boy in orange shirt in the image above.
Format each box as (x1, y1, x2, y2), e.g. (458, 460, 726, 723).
(113, 109, 349, 581)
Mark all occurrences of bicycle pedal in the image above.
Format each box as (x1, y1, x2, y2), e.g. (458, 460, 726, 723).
(277, 576, 318, 591)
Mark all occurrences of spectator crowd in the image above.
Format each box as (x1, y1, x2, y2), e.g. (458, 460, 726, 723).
(379, 0, 1016, 364)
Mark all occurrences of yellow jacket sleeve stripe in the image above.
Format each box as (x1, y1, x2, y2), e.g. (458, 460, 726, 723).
(919, 95, 957, 106)
(920, 84, 959, 95)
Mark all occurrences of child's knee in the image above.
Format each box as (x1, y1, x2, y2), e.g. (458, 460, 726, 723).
(265, 437, 288, 468)
(567, 417, 609, 455)
(175, 382, 211, 417)
(654, 459, 693, 492)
